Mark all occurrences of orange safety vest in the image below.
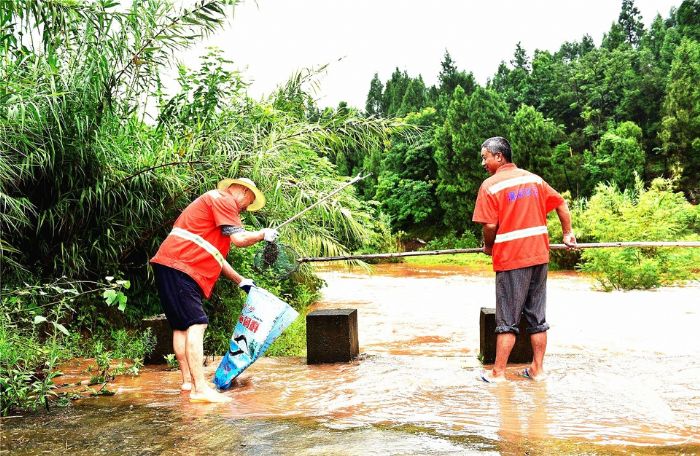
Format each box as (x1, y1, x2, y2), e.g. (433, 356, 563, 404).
(151, 190, 243, 298)
(472, 163, 564, 272)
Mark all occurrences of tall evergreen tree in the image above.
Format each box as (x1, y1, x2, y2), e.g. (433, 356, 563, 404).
(509, 104, 565, 186)
(397, 76, 427, 116)
(437, 50, 476, 96)
(644, 15, 668, 62)
(659, 38, 700, 201)
(511, 42, 530, 70)
(584, 121, 646, 190)
(618, 0, 645, 46)
(602, 23, 627, 50)
(383, 68, 411, 117)
(489, 42, 531, 112)
(434, 87, 511, 229)
(374, 108, 440, 230)
(675, 0, 700, 41)
(365, 73, 384, 116)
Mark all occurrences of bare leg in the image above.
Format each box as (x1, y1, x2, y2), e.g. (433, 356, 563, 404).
(173, 330, 192, 390)
(186, 324, 231, 403)
(528, 331, 547, 379)
(492, 332, 516, 378)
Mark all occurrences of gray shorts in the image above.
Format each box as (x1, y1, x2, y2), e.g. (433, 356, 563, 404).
(495, 264, 550, 335)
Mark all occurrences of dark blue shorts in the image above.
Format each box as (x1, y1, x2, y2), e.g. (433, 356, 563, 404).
(153, 264, 208, 330)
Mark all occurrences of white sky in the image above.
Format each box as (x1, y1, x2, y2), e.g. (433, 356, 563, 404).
(175, 0, 681, 109)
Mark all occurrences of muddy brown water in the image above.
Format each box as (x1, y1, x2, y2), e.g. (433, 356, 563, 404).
(2, 264, 699, 455)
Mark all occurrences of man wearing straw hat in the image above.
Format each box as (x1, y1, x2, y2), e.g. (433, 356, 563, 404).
(473, 137, 576, 383)
(151, 178, 278, 403)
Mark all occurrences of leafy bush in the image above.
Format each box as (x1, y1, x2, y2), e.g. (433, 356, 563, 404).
(0, 278, 130, 415)
(82, 328, 156, 364)
(576, 177, 700, 290)
(422, 230, 479, 251)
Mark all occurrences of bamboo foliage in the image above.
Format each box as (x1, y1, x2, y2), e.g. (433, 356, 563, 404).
(1, 1, 402, 293)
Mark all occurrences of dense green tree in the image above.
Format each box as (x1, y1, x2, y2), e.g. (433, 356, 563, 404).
(365, 73, 384, 116)
(432, 50, 476, 116)
(382, 68, 411, 117)
(556, 35, 595, 62)
(437, 50, 476, 96)
(397, 76, 427, 116)
(584, 121, 646, 190)
(434, 87, 511, 229)
(643, 15, 668, 61)
(374, 108, 440, 230)
(509, 105, 566, 187)
(659, 38, 700, 201)
(374, 176, 435, 229)
(489, 42, 530, 112)
(659, 23, 683, 68)
(574, 48, 636, 146)
(675, 0, 700, 41)
(618, 0, 645, 46)
(602, 23, 627, 50)
(528, 50, 582, 137)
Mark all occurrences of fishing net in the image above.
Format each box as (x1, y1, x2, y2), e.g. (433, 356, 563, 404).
(252, 242, 300, 279)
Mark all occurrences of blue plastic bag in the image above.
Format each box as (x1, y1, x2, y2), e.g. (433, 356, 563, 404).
(213, 287, 299, 389)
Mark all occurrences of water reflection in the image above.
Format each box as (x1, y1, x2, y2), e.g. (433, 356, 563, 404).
(3, 265, 700, 455)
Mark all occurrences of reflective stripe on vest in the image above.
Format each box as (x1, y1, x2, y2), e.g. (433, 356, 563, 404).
(494, 225, 548, 244)
(169, 227, 225, 267)
(488, 175, 543, 195)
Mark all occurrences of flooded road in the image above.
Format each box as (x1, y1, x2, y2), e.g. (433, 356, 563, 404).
(3, 264, 699, 455)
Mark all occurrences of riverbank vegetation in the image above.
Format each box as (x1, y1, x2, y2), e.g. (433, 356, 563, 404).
(343, 0, 700, 287)
(1, 0, 699, 415)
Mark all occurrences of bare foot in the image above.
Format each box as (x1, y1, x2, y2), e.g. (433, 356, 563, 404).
(181, 382, 192, 391)
(189, 387, 232, 403)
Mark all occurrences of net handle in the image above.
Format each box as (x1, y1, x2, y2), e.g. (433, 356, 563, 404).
(274, 173, 369, 230)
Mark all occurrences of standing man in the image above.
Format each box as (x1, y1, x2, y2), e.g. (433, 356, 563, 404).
(151, 178, 278, 402)
(473, 137, 576, 383)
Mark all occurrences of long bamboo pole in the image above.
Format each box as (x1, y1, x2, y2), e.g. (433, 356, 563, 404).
(297, 241, 700, 263)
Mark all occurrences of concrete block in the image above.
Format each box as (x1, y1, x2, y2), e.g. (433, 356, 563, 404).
(306, 309, 358, 364)
(479, 307, 533, 364)
(142, 314, 173, 364)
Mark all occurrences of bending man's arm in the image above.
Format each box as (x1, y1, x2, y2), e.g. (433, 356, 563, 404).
(555, 201, 577, 247)
(482, 223, 498, 256)
(220, 260, 244, 285)
(229, 230, 265, 248)
(222, 226, 278, 248)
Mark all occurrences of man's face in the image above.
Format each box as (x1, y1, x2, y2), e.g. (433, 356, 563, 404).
(229, 185, 256, 210)
(480, 148, 502, 175)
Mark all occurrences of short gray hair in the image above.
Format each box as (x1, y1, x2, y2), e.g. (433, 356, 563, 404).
(481, 137, 512, 162)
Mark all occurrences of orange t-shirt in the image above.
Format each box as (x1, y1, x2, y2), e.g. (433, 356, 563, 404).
(472, 163, 564, 271)
(151, 190, 242, 298)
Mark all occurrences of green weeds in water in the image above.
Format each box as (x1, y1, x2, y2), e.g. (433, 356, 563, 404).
(0, 278, 148, 416)
(164, 354, 179, 370)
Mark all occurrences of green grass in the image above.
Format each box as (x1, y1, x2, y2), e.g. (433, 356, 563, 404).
(264, 315, 306, 357)
(404, 253, 493, 270)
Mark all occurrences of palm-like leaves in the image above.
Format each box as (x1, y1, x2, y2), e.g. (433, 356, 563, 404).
(1, 1, 403, 289)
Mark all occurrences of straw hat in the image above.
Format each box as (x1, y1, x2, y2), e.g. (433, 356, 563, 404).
(217, 178, 266, 212)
